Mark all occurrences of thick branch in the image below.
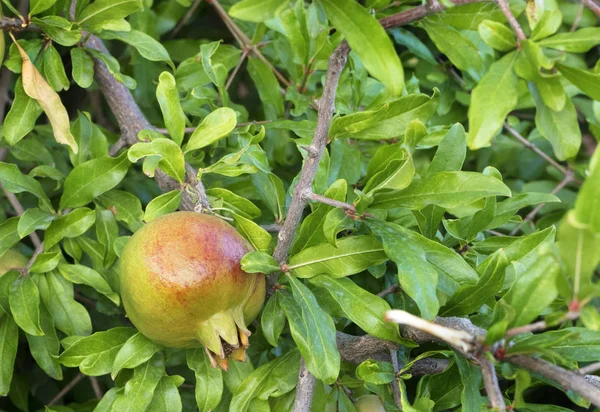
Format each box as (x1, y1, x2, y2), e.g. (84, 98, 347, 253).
(506, 355, 600, 408)
(292, 359, 316, 412)
(582, 0, 600, 17)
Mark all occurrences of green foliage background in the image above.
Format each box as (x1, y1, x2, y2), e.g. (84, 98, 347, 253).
(0, 0, 600, 410)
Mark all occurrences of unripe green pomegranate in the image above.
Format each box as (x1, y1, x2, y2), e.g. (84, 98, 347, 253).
(120, 212, 265, 369)
(0, 249, 28, 275)
(355, 395, 386, 412)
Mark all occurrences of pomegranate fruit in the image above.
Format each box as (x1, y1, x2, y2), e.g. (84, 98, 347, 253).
(0, 249, 28, 275)
(120, 212, 265, 369)
(355, 395, 386, 412)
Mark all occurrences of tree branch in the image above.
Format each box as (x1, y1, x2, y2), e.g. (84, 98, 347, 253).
(390, 349, 402, 409)
(479, 357, 506, 411)
(504, 311, 579, 338)
(505, 355, 600, 408)
(1, 184, 42, 248)
(582, 0, 600, 17)
(496, 0, 526, 43)
(579, 362, 600, 376)
(48, 373, 84, 406)
(292, 359, 316, 412)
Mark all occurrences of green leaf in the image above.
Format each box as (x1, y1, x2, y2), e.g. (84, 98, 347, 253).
(29, 0, 57, 16)
(184, 107, 237, 153)
(186, 348, 223, 411)
(144, 190, 182, 223)
(58, 264, 119, 306)
(38, 271, 93, 336)
(78, 0, 143, 28)
(0, 315, 18, 396)
(478, 20, 516, 51)
(499, 252, 559, 328)
(112, 332, 162, 379)
(229, 349, 300, 411)
(9, 275, 43, 336)
(112, 354, 165, 410)
(512, 327, 600, 362)
(0, 162, 53, 211)
(58, 327, 136, 375)
(454, 352, 483, 411)
(530, 83, 581, 161)
(287, 235, 387, 278)
(367, 219, 439, 320)
(3, 79, 42, 146)
(85, 48, 136, 89)
(575, 149, 600, 232)
(556, 62, 600, 102)
(372, 171, 511, 210)
(206, 188, 261, 219)
(44, 208, 96, 249)
(467, 51, 519, 149)
(31, 16, 82, 46)
(156, 72, 186, 146)
(486, 192, 560, 230)
(538, 27, 600, 52)
(364, 149, 415, 194)
(128, 138, 185, 183)
(147, 375, 183, 412)
(316, 0, 404, 95)
(70, 47, 94, 88)
(30, 250, 62, 274)
(279, 277, 340, 384)
(0, 218, 20, 258)
(356, 360, 394, 385)
(60, 152, 131, 209)
(247, 56, 284, 119)
(25, 301, 62, 380)
(96, 209, 118, 268)
(421, 20, 483, 75)
(308, 275, 407, 344)
(329, 90, 439, 140)
(428, 123, 467, 175)
(261, 294, 286, 347)
(100, 30, 173, 67)
(17, 208, 55, 239)
(232, 213, 272, 253)
(241, 251, 280, 274)
(228, 0, 288, 22)
(97, 190, 144, 232)
(442, 249, 508, 316)
(42, 44, 69, 92)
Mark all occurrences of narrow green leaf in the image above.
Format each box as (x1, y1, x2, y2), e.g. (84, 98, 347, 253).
(316, 0, 404, 95)
(241, 251, 279, 274)
(0, 162, 53, 211)
(147, 375, 183, 412)
(44, 208, 96, 249)
(144, 190, 182, 223)
(0, 315, 18, 396)
(60, 152, 131, 209)
(112, 332, 162, 379)
(232, 213, 272, 253)
(3, 79, 42, 145)
(478, 20, 516, 51)
(261, 293, 286, 347)
(70, 47, 94, 88)
(156, 72, 186, 146)
(186, 348, 223, 411)
(17, 208, 55, 239)
(29, 0, 57, 16)
(112, 354, 165, 410)
(229, 0, 288, 22)
(279, 278, 340, 384)
(78, 0, 143, 27)
(58, 263, 119, 306)
(9, 275, 43, 336)
(467, 51, 519, 149)
(287, 235, 387, 279)
(100, 30, 173, 67)
(25, 301, 62, 380)
(128, 138, 185, 183)
(184, 107, 237, 153)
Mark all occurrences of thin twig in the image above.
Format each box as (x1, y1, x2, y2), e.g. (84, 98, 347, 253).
(21, 242, 44, 276)
(48, 373, 84, 405)
(582, 0, 600, 17)
(506, 355, 600, 408)
(1, 185, 42, 248)
(169, 0, 203, 38)
(377, 284, 399, 298)
(390, 349, 402, 409)
(509, 172, 575, 235)
(503, 123, 580, 183)
(260, 223, 282, 232)
(89, 377, 103, 400)
(504, 311, 580, 339)
(479, 356, 506, 411)
(570, 1, 585, 31)
(496, 0, 526, 43)
(579, 362, 600, 376)
(306, 192, 356, 214)
(292, 359, 316, 412)
(225, 49, 248, 90)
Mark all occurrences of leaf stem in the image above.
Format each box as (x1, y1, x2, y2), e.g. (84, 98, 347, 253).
(496, 0, 526, 44)
(503, 311, 580, 339)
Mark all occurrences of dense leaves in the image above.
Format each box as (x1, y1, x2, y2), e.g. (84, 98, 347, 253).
(0, 0, 599, 411)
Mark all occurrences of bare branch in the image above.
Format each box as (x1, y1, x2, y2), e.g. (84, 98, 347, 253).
(1, 184, 42, 248)
(504, 311, 579, 338)
(390, 350, 402, 409)
(169, 0, 203, 38)
(89, 377, 103, 400)
(379, 0, 489, 29)
(377, 284, 399, 298)
(579, 362, 600, 376)
(292, 359, 316, 412)
(48, 373, 84, 405)
(496, 0, 526, 43)
(21, 242, 44, 276)
(306, 192, 357, 214)
(503, 123, 581, 183)
(582, 0, 600, 17)
(506, 355, 600, 408)
(479, 357, 506, 411)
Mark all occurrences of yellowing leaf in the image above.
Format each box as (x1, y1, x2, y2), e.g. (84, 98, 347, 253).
(11, 34, 78, 153)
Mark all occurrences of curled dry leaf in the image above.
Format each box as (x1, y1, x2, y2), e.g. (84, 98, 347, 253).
(10, 34, 78, 153)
